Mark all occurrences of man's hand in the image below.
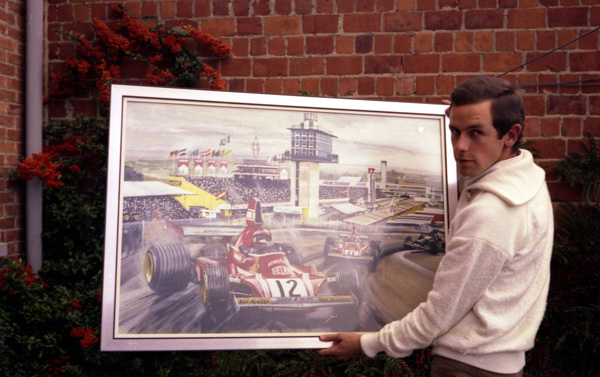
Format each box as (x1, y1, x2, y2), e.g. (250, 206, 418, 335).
(317, 333, 363, 361)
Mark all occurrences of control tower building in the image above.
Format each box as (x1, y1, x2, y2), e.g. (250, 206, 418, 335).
(285, 112, 338, 218)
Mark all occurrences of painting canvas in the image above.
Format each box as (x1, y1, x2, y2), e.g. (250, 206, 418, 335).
(101, 84, 457, 351)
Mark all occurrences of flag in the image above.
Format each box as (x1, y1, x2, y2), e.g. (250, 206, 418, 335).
(179, 148, 187, 157)
(339, 189, 349, 194)
(201, 149, 212, 157)
(214, 150, 220, 157)
(225, 149, 232, 157)
(216, 190, 226, 200)
(191, 149, 200, 158)
(220, 135, 230, 146)
(169, 150, 178, 158)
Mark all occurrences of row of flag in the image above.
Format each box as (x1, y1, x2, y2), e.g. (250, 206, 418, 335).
(169, 135, 232, 159)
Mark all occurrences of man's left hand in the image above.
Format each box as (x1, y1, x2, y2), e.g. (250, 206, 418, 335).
(317, 333, 363, 361)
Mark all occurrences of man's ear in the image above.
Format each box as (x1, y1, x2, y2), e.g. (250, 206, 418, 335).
(504, 123, 522, 148)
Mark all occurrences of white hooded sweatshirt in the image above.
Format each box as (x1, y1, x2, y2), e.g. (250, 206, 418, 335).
(361, 149, 554, 374)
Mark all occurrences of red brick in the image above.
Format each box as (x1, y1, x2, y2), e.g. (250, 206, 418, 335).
(416, 76, 435, 95)
(418, 0, 436, 10)
(73, 5, 89, 22)
(414, 33, 432, 53)
(557, 29, 578, 50)
(536, 30, 556, 51)
(516, 31, 535, 51)
(436, 75, 455, 95)
(365, 55, 402, 74)
(525, 52, 567, 72)
(376, 76, 395, 96)
(499, 0, 518, 7)
(283, 78, 300, 95)
(483, 52, 522, 73)
(232, 0, 250, 16)
(403, 54, 440, 73)
(377, 0, 396, 11)
(355, 35, 373, 53)
(578, 29, 598, 50)
(425, 11, 462, 30)
(523, 95, 546, 116)
(357, 0, 375, 12)
(547, 181, 582, 202)
(336, 35, 354, 54)
(268, 38, 286, 56)
(547, 95, 586, 115)
(455, 32, 473, 52)
(384, 12, 422, 32)
(237, 17, 262, 35)
(344, 13, 381, 32)
(202, 18, 235, 36)
(339, 77, 357, 96)
(321, 77, 338, 96)
(548, 7, 589, 27)
(230, 38, 249, 56)
(358, 77, 375, 95)
(253, 0, 271, 16)
(295, 0, 313, 14)
(326, 56, 363, 75)
(393, 34, 413, 53)
(558, 73, 580, 95)
(317, 0, 342, 13)
(57, 4, 73, 22)
(194, 0, 210, 17)
(539, 74, 559, 94)
(507, 8, 546, 29)
(590, 96, 600, 116)
(306, 35, 334, 55)
(435, 32, 453, 52)
(336, 0, 354, 13)
(442, 53, 480, 72)
(561, 118, 582, 137)
(374, 34, 393, 53)
(287, 37, 304, 55)
(246, 78, 264, 93)
(303, 15, 339, 34)
(264, 16, 301, 35)
(301, 78, 319, 95)
(531, 138, 566, 159)
(213, 0, 229, 16)
(290, 57, 325, 76)
(474, 31, 493, 51)
(495, 31, 514, 51)
(396, 77, 415, 96)
(158, 1, 176, 19)
(265, 78, 282, 94)
(540, 118, 560, 137)
(570, 52, 600, 72)
(583, 118, 600, 136)
(465, 10, 503, 29)
(250, 37, 266, 55)
(275, 0, 292, 15)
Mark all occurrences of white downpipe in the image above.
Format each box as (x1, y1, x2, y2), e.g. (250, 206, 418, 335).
(25, 0, 43, 271)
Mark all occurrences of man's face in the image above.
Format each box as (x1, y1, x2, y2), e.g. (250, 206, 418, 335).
(449, 100, 514, 178)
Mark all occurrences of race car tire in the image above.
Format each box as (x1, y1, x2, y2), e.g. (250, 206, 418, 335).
(323, 237, 336, 264)
(281, 243, 302, 266)
(144, 243, 192, 293)
(403, 236, 413, 249)
(202, 265, 230, 313)
(333, 265, 360, 297)
(368, 240, 381, 272)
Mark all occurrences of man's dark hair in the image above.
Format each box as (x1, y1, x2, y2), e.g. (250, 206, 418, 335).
(450, 76, 524, 152)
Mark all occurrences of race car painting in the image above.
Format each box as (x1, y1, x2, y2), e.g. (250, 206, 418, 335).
(323, 227, 381, 269)
(143, 197, 360, 320)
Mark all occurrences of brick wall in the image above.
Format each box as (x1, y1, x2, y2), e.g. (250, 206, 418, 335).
(45, 0, 600, 206)
(0, 0, 24, 259)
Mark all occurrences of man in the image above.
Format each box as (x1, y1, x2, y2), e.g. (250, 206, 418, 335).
(318, 76, 554, 377)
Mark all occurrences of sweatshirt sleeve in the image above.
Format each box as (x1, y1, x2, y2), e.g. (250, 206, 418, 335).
(361, 195, 512, 358)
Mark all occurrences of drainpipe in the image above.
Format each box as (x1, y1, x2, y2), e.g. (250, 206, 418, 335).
(25, 0, 43, 271)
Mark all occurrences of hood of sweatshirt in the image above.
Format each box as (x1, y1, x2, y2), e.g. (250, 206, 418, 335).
(462, 149, 546, 206)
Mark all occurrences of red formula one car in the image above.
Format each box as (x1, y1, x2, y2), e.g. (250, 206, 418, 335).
(323, 227, 380, 270)
(143, 197, 360, 317)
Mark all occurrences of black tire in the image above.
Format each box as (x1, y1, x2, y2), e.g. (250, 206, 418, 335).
(333, 265, 360, 297)
(144, 243, 192, 293)
(404, 236, 413, 249)
(202, 265, 230, 313)
(281, 243, 302, 265)
(368, 240, 381, 272)
(323, 236, 336, 264)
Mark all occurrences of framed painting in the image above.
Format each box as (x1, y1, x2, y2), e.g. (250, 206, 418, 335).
(101, 84, 457, 351)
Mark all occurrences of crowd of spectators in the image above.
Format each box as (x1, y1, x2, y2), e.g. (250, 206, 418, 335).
(122, 196, 189, 222)
(185, 176, 291, 204)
